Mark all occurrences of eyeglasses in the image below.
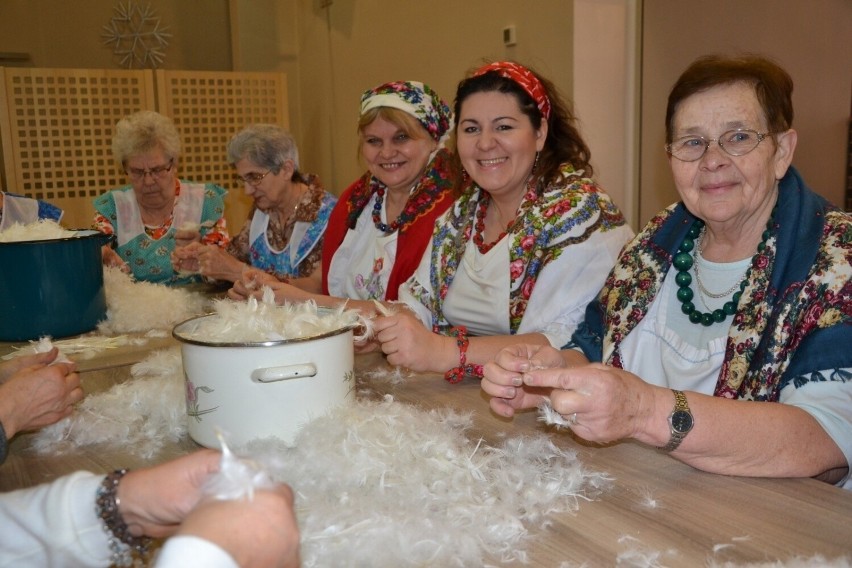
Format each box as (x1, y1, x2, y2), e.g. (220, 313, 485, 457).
(666, 129, 771, 162)
(126, 159, 174, 181)
(234, 170, 272, 187)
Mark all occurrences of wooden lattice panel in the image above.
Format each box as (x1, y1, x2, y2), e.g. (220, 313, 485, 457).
(0, 68, 156, 228)
(155, 70, 289, 231)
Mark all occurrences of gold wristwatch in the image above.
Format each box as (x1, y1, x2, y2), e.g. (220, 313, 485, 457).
(660, 389, 693, 452)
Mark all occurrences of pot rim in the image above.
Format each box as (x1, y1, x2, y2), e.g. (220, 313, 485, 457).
(0, 229, 110, 247)
(172, 310, 357, 348)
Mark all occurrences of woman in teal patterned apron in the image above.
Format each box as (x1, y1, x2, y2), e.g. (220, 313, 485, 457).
(94, 110, 229, 286)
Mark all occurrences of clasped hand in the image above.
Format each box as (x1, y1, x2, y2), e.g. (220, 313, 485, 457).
(119, 450, 301, 568)
(229, 268, 306, 303)
(0, 348, 83, 437)
(172, 240, 244, 282)
(371, 311, 447, 372)
(481, 344, 657, 444)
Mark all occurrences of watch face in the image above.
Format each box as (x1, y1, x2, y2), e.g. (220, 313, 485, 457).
(671, 410, 693, 434)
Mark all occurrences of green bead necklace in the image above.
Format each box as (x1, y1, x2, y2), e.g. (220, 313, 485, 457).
(674, 211, 774, 327)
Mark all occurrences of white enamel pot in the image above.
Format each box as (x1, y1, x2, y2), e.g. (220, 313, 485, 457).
(173, 314, 355, 448)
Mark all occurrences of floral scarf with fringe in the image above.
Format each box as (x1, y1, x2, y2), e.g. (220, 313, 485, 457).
(426, 164, 627, 334)
(572, 167, 852, 400)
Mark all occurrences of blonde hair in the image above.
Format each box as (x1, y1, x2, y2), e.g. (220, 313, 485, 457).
(111, 110, 181, 167)
(356, 107, 430, 163)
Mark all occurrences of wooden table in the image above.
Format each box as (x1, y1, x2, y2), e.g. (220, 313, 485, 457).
(2, 337, 851, 566)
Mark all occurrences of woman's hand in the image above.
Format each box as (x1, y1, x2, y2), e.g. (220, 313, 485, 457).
(229, 268, 306, 303)
(174, 227, 201, 248)
(0, 357, 82, 437)
(0, 347, 60, 384)
(192, 245, 245, 282)
(119, 450, 300, 567)
(176, 484, 301, 568)
(481, 344, 566, 417)
(522, 363, 658, 443)
(117, 449, 221, 539)
(372, 312, 452, 372)
(174, 243, 248, 282)
(171, 241, 202, 274)
(101, 245, 130, 273)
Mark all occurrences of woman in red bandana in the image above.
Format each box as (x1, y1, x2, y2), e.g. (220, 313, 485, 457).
(370, 62, 633, 380)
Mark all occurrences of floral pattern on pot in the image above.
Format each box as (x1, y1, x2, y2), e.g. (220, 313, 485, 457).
(344, 369, 356, 397)
(185, 375, 218, 422)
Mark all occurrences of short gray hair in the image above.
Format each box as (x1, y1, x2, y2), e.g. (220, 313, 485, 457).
(111, 110, 181, 167)
(227, 124, 300, 174)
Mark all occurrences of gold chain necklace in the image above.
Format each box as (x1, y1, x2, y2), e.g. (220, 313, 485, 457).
(693, 228, 749, 301)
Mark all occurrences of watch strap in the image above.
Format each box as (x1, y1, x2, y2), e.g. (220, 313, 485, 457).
(660, 389, 692, 452)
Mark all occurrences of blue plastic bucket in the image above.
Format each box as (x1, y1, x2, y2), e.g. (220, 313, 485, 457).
(0, 230, 112, 341)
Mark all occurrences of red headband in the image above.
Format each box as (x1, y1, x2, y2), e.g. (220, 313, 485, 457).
(473, 61, 552, 121)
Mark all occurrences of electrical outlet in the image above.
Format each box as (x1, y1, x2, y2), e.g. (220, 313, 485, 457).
(503, 25, 516, 47)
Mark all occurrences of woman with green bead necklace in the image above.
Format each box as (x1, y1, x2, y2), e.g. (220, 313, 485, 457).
(481, 54, 852, 490)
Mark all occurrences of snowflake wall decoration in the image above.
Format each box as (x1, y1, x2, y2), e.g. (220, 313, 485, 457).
(102, 1, 171, 69)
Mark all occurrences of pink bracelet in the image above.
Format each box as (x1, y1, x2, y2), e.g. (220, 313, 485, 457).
(444, 326, 484, 384)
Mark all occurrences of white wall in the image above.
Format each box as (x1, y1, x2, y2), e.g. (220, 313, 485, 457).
(230, 0, 577, 194)
(576, 0, 851, 228)
(573, 0, 640, 228)
(639, 0, 852, 223)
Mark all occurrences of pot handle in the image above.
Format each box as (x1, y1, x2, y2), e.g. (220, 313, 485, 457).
(251, 363, 317, 383)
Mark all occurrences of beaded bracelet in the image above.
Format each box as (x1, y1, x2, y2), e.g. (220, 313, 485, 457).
(0, 421, 8, 465)
(443, 326, 484, 383)
(95, 469, 152, 567)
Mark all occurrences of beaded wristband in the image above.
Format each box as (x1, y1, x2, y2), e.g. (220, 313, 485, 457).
(95, 469, 152, 567)
(443, 326, 484, 383)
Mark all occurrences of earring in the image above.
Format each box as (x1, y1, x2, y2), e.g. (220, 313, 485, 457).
(532, 151, 540, 173)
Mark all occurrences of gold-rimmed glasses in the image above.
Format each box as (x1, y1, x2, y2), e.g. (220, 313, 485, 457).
(666, 129, 771, 162)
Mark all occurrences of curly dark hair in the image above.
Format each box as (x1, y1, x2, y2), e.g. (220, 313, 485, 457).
(452, 62, 593, 190)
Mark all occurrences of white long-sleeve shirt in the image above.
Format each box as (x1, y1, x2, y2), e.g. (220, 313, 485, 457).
(0, 472, 238, 568)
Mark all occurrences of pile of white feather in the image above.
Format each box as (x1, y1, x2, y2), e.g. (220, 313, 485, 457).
(97, 266, 210, 335)
(30, 348, 187, 458)
(249, 398, 611, 567)
(0, 219, 75, 241)
(177, 291, 361, 343)
(30, 347, 609, 566)
(28, 346, 849, 568)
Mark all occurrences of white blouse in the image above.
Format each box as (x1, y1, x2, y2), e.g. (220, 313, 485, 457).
(401, 222, 633, 348)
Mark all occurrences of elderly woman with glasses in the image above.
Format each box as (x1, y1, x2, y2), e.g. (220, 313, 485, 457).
(93, 110, 229, 285)
(482, 55, 852, 490)
(171, 124, 336, 288)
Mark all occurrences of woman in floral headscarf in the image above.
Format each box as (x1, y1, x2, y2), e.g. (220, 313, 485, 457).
(231, 80, 457, 304)
(370, 62, 633, 380)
